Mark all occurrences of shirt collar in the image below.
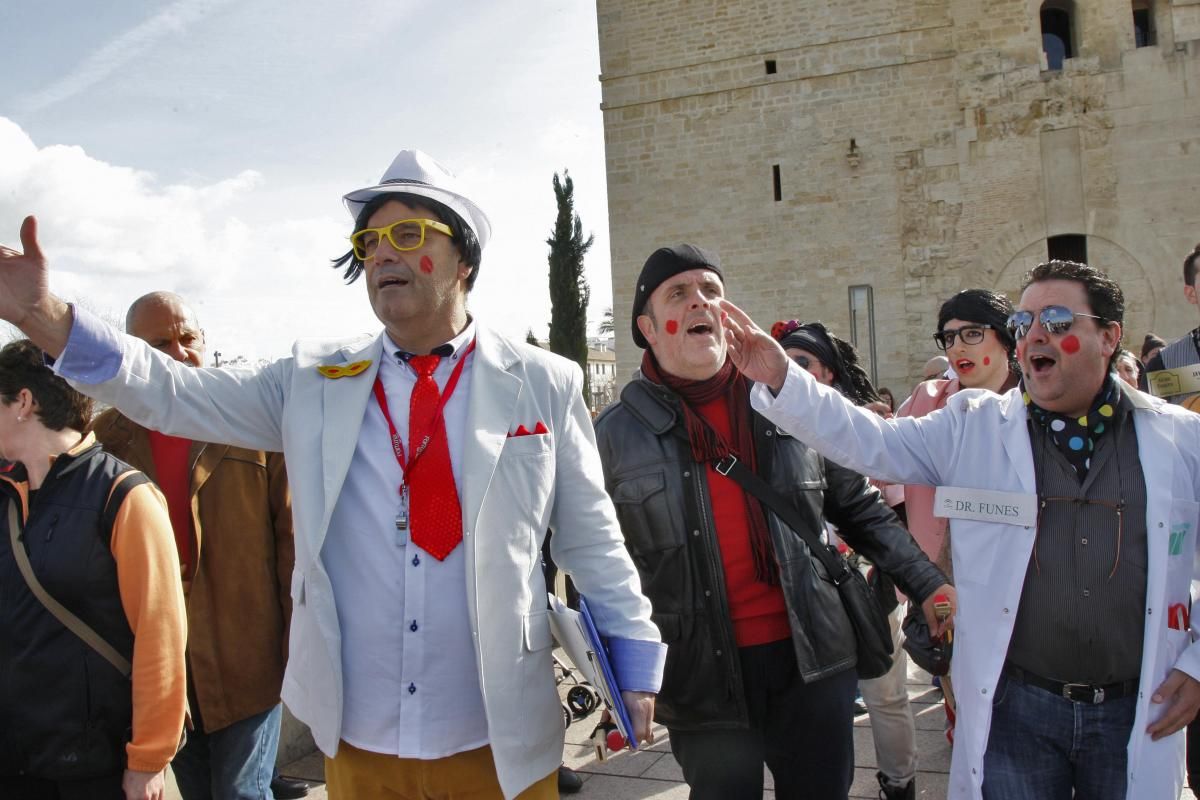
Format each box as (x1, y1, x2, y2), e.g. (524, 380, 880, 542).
(384, 317, 476, 365)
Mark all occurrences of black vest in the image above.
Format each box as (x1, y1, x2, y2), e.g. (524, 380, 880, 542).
(0, 444, 142, 780)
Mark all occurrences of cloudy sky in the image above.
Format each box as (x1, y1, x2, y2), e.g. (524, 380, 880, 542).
(0, 0, 614, 360)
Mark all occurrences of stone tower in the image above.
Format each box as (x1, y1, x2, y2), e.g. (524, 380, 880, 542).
(597, 0, 1200, 392)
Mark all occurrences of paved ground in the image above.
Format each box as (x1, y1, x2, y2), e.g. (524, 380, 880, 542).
(168, 659, 1200, 798)
(169, 657, 953, 799)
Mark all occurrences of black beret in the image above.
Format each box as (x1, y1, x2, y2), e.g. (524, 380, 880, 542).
(631, 244, 723, 349)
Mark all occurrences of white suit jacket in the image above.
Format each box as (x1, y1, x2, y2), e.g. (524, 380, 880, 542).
(753, 361, 1200, 800)
(60, 317, 661, 799)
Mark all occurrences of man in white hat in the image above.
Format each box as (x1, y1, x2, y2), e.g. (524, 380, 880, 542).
(0, 150, 665, 800)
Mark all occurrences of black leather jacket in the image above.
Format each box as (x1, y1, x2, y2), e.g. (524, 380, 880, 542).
(595, 377, 947, 731)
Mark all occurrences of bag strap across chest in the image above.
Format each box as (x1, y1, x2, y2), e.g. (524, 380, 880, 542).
(6, 470, 150, 679)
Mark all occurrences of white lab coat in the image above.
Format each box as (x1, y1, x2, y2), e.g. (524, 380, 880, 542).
(752, 362, 1200, 799)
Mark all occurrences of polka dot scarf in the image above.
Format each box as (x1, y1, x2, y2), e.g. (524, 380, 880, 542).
(1023, 376, 1120, 479)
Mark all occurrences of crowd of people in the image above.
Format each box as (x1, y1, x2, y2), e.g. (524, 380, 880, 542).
(0, 148, 1198, 800)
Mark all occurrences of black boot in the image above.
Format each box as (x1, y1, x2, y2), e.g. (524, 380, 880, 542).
(270, 774, 312, 799)
(558, 765, 583, 795)
(876, 771, 915, 800)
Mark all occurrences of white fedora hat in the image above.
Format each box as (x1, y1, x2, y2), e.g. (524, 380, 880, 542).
(342, 150, 492, 249)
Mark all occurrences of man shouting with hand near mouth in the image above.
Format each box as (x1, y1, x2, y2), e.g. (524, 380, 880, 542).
(594, 244, 951, 800)
(722, 259, 1200, 800)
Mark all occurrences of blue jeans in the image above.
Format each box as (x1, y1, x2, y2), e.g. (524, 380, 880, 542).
(173, 703, 282, 800)
(983, 674, 1136, 800)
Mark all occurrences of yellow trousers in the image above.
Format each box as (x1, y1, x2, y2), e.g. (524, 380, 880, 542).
(325, 741, 558, 800)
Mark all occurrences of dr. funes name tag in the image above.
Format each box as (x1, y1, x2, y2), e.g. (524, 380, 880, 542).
(933, 486, 1037, 527)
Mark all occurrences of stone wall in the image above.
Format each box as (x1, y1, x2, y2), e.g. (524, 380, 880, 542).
(597, 0, 1200, 391)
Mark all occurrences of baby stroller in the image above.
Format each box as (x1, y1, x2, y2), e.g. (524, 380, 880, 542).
(555, 652, 602, 729)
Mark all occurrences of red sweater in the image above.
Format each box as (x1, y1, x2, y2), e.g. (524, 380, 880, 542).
(147, 430, 195, 580)
(695, 395, 791, 647)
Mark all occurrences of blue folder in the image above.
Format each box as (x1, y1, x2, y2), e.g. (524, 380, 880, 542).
(547, 593, 638, 750)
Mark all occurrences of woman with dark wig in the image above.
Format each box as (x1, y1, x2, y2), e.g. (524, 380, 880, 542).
(0, 339, 186, 800)
(770, 320, 887, 410)
(897, 287, 1019, 742)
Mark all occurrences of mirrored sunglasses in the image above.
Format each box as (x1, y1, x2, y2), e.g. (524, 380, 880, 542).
(1006, 305, 1106, 340)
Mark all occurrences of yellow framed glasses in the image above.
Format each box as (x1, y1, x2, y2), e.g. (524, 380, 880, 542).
(350, 218, 454, 260)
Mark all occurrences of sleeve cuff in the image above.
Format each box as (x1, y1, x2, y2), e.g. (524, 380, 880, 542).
(608, 637, 667, 694)
(50, 303, 125, 384)
(750, 361, 802, 412)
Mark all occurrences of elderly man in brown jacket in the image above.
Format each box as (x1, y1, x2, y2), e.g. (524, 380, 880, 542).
(90, 291, 303, 800)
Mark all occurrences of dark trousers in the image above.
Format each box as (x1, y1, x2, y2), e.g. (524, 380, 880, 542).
(0, 773, 124, 800)
(668, 638, 857, 800)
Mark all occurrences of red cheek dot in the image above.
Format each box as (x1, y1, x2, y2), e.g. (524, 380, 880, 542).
(1061, 335, 1081, 354)
(665, 320, 679, 335)
(983, 356, 991, 366)
(1016, 341, 1027, 361)
(419, 256, 434, 274)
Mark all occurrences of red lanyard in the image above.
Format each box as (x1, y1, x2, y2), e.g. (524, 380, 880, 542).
(371, 338, 476, 487)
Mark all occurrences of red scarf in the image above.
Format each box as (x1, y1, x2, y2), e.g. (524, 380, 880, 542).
(640, 351, 777, 585)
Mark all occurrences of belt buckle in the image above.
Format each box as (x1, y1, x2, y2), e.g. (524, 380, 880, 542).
(714, 455, 738, 476)
(1062, 683, 1104, 704)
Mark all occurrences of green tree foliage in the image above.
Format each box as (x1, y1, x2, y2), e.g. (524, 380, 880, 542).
(546, 170, 593, 400)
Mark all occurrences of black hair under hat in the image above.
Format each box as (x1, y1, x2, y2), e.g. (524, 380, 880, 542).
(631, 244, 723, 349)
(936, 289, 1016, 353)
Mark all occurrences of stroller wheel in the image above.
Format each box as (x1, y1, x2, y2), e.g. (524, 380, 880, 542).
(567, 685, 600, 719)
(562, 702, 572, 729)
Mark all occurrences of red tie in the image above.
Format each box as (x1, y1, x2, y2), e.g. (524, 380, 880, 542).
(407, 355, 463, 560)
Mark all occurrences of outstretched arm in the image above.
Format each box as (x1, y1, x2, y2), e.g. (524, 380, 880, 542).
(719, 298, 790, 392)
(0, 217, 74, 356)
(721, 297, 956, 487)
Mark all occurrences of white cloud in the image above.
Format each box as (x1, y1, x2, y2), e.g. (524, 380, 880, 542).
(3, 0, 618, 354)
(0, 116, 375, 360)
(0, 115, 612, 363)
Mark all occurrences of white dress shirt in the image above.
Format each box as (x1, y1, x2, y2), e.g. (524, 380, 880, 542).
(321, 321, 488, 758)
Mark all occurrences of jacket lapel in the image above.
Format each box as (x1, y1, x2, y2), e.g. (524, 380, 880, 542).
(460, 326, 523, 536)
(318, 336, 385, 539)
(190, 441, 228, 497)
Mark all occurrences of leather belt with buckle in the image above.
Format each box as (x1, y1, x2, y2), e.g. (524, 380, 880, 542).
(1003, 662, 1138, 704)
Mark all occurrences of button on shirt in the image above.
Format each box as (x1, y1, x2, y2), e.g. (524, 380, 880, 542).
(321, 322, 486, 758)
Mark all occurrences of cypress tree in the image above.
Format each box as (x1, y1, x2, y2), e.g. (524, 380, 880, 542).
(546, 171, 593, 401)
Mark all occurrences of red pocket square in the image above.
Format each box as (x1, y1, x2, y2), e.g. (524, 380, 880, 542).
(508, 422, 549, 438)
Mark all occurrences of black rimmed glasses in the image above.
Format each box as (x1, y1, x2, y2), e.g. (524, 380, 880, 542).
(1006, 306, 1107, 341)
(933, 324, 991, 351)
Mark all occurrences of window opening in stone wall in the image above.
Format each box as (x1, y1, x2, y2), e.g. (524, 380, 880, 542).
(1132, 2, 1155, 47)
(1040, 2, 1075, 70)
(1047, 234, 1088, 264)
(848, 285, 878, 385)
(772, 164, 782, 202)
(765, 59, 777, 74)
